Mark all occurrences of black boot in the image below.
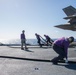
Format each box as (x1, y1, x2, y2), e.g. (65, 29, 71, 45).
(51, 57, 58, 65)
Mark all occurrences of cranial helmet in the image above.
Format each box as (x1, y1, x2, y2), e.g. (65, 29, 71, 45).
(69, 36, 74, 42)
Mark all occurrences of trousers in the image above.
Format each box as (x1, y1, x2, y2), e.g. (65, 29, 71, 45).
(52, 44, 65, 62)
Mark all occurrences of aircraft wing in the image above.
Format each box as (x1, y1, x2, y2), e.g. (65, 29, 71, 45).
(63, 6, 76, 16)
(54, 24, 76, 31)
(63, 15, 76, 19)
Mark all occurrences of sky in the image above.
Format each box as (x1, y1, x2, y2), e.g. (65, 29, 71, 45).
(0, 0, 76, 42)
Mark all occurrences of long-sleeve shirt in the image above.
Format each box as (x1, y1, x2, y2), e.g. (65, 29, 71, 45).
(53, 37, 69, 59)
(21, 33, 25, 39)
(35, 34, 40, 40)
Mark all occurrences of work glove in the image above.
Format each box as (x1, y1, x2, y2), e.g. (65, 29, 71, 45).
(65, 59, 68, 63)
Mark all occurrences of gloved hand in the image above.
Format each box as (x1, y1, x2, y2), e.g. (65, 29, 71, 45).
(65, 59, 68, 63)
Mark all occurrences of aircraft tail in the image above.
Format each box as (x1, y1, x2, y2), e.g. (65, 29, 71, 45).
(63, 6, 76, 16)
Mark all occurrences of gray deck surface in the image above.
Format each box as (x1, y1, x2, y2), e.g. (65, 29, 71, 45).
(0, 46, 76, 75)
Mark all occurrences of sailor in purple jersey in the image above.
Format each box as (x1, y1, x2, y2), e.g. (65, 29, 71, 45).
(21, 32, 25, 40)
(35, 33, 42, 47)
(52, 36, 74, 65)
(44, 35, 53, 45)
(21, 30, 27, 50)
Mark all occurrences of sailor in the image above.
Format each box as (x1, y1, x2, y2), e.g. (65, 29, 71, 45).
(20, 30, 27, 50)
(52, 36, 74, 64)
(35, 33, 42, 47)
(44, 35, 53, 46)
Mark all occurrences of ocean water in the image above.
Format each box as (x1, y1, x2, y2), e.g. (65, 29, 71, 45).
(1, 38, 56, 45)
(0, 38, 76, 46)
(3, 39, 40, 45)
